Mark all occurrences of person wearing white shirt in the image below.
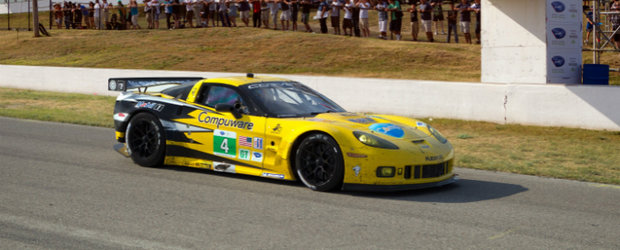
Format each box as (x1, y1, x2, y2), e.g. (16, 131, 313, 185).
(94, 0, 101, 29)
(184, 0, 194, 27)
(330, 0, 341, 35)
(342, 0, 353, 36)
(357, 0, 370, 37)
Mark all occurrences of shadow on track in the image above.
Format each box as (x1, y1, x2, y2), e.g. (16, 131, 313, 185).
(342, 178, 528, 203)
(159, 165, 527, 203)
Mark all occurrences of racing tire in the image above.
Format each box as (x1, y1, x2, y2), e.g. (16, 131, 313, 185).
(294, 133, 344, 191)
(126, 112, 165, 167)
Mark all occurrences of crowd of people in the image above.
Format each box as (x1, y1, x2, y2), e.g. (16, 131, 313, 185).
(52, 0, 481, 43)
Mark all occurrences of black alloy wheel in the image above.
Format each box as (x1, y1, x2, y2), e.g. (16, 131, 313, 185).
(126, 112, 165, 167)
(295, 133, 344, 191)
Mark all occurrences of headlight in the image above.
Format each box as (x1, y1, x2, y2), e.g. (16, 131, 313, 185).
(353, 131, 399, 149)
(427, 125, 448, 144)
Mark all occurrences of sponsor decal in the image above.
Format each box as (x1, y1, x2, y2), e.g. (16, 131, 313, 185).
(425, 155, 443, 161)
(261, 173, 285, 179)
(551, 1, 565, 13)
(135, 101, 165, 112)
(348, 118, 376, 124)
(551, 56, 565, 67)
(251, 152, 264, 162)
(213, 130, 237, 158)
(239, 149, 251, 161)
(213, 162, 236, 173)
(551, 28, 566, 39)
(369, 123, 405, 138)
(416, 121, 427, 127)
(420, 145, 430, 149)
(239, 136, 253, 147)
(253, 137, 263, 150)
(197, 112, 254, 130)
(353, 166, 361, 177)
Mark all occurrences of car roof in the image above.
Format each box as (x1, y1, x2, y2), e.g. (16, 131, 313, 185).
(200, 75, 293, 87)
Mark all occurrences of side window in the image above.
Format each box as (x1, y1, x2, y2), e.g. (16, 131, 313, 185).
(205, 86, 243, 107)
(203, 86, 249, 114)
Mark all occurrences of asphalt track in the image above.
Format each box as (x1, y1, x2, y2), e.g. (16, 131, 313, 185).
(1, 117, 619, 249)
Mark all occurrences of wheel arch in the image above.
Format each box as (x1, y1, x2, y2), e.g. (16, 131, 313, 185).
(287, 129, 344, 182)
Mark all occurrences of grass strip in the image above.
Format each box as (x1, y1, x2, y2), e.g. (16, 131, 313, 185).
(1, 87, 618, 185)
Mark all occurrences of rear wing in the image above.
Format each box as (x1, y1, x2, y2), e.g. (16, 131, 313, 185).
(108, 77, 204, 92)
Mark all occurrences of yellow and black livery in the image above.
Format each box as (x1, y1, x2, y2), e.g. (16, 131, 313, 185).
(109, 74, 456, 191)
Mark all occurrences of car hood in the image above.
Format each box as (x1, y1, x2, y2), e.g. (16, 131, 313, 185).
(300, 112, 431, 141)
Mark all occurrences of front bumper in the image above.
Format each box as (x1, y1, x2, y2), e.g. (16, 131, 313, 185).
(341, 174, 457, 192)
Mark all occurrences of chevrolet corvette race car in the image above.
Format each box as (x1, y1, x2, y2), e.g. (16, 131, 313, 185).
(109, 74, 456, 191)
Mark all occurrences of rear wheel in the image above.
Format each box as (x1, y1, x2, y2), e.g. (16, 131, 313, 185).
(126, 113, 165, 167)
(294, 133, 344, 191)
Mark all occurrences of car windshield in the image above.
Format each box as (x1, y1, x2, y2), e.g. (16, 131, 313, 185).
(244, 81, 346, 117)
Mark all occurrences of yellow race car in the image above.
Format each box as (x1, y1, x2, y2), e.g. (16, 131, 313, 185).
(109, 74, 456, 191)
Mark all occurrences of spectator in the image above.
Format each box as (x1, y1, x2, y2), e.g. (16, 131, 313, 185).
(269, 0, 279, 30)
(64, 2, 73, 29)
(351, 0, 360, 36)
(54, 3, 63, 29)
(103, 0, 110, 28)
(317, 0, 329, 34)
(185, 0, 195, 28)
(457, 0, 471, 44)
(219, 0, 231, 27)
(375, 0, 388, 39)
(94, 0, 101, 29)
(81, 4, 89, 28)
(164, 0, 173, 29)
(406, 1, 418, 41)
(358, 0, 370, 37)
(611, 0, 620, 48)
(251, 0, 262, 27)
(152, 0, 162, 29)
(331, 0, 342, 35)
(145, 0, 153, 29)
(261, 0, 270, 28)
(387, 0, 402, 40)
(193, 0, 203, 27)
(431, 0, 445, 35)
(291, 0, 298, 31)
(446, 1, 458, 43)
(471, 0, 480, 44)
(208, 0, 217, 27)
(116, 0, 127, 29)
(172, 0, 182, 28)
(229, 0, 239, 27)
(73, 3, 83, 29)
(300, 0, 313, 32)
(584, 6, 594, 44)
(419, 0, 432, 42)
(200, 0, 209, 27)
(129, 0, 141, 29)
(280, 0, 291, 31)
(240, 0, 251, 27)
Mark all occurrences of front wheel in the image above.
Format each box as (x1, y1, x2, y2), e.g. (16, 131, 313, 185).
(294, 133, 344, 191)
(126, 112, 165, 167)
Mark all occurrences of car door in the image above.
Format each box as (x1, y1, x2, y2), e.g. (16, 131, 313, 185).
(192, 84, 267, 176)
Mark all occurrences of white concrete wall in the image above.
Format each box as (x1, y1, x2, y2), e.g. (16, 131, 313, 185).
(1, 65, 619, 131)
(482, 0, 548, 84)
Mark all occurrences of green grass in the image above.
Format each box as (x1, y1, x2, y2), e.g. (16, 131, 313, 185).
(1, 87, 619, 185)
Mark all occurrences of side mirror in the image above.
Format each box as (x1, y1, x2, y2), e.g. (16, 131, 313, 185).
(215, 103, 243, 119)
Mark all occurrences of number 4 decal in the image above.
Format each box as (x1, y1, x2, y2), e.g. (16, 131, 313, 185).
(214, 129, 237, 158)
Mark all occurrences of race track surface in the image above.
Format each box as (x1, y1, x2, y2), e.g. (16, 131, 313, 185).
(1, 117, 619, 249)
